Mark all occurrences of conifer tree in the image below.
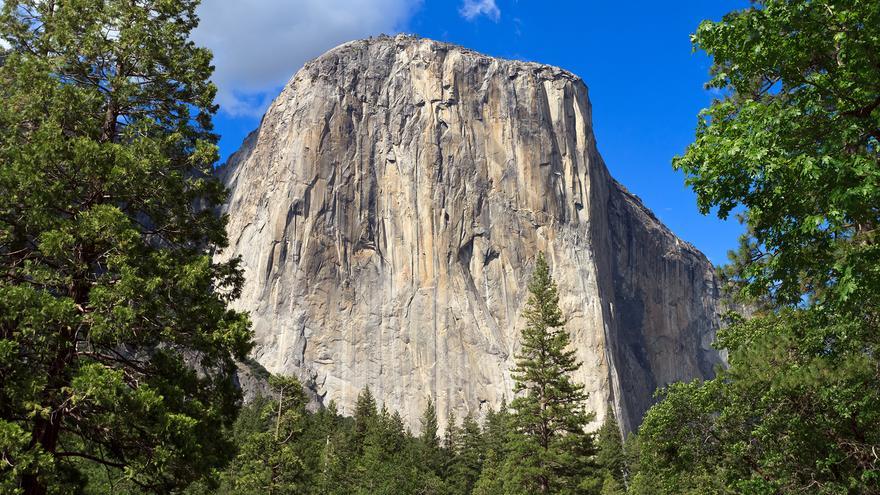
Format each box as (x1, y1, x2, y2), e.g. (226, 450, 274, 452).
(358, 406, 416, 493)
(506, 253, 597, 493)
(444, 411, 459, 449)
(596, 405, 626, 495)
(447, 412, 484, 495)
(220, 377, 311, 495)
(352, 386, 377, 453)
(472, 403, 509, 495)
(313, 401, 347, 495)
(0, 1, 251, 493)
(480, 400, 510, 462)
(595, 406, 625, 492)
(419, 397, 443, 475)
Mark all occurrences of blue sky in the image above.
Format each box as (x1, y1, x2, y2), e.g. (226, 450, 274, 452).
(198, 0, 751, 265)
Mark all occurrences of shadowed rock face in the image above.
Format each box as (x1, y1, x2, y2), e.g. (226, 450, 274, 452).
(217, 34, 722, 434)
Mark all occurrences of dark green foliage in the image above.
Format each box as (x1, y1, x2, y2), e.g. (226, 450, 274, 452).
(353, 386, 377, 453)
(635, 309, 880, 494)
(213, 382, 455, 495)
(446, 413, 484, 495)
(0, 1, 251, 493)
(191, 256, 609, 494)
(420, 397, 444, 476)
(204, 253, 620, 495)
(472, 403, 511, 495)
(505, 253, 598, 494)
(218, 376, 311, 494)
(595, 408, 625, 494)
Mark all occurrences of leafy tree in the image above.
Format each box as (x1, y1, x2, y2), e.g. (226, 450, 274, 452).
(639, 1, 880, 493)
(0, 1, 251, 493)
(673, 0, 880, 312)
(505, 253, 597, 494)
(638, 309, 880, 494)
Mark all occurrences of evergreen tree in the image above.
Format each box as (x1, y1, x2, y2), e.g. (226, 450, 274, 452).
(443, 410, 459, 481)
(595, 406, 625, 491)
(0, 1, 252, 493)
(219, 377, 312, 494)
(621, 432, 640, 487)
(472, 403, 510, 495)
(506, 253, 597, 494)
(312, 401, 350, 495)
(352, 386, 377, 453)
(357, 406, 419, 494)
(480, 400, 510, 462)
(447, 412, 484, 495)
(419, 397, 443, 475)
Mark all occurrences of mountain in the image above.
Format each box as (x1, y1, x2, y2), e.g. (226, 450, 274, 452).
(216, 34, 722, 434)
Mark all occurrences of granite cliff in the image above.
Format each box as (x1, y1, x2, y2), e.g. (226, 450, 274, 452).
(217, 34, 722, 434)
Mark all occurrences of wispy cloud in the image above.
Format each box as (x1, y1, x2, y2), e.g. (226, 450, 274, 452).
(193, 0, 422, 117)
(460, 0, 501, 22)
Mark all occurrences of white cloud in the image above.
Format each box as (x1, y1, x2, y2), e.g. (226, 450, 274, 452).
(459, 0, 500, 22)
(193, 0, 422, 117)
(0, 1, 7, 50)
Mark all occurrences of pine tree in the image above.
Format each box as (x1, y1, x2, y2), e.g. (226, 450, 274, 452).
(312, 401, 350, 495)
(0, 1, 252, 493)
(506, 253, 597, 493)
(438, 409, 460, 486)
(447, 412, 484, 495)
(595, 406, 625, 491)
(357, 406, 418, 493)
(444, 411, 458, 449)
(220, 377, 311, 495)
(596, 405, 626, 487)
(352, 386, 377, 453)
(419, 397, 443, 475)
(472, 402, 509, 495)
(480, 400, 510, 462)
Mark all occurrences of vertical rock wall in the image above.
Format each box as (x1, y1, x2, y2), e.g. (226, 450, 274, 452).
(217, 34, 722, 433)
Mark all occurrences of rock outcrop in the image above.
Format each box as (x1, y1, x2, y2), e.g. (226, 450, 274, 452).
(217, 34, 722, 434)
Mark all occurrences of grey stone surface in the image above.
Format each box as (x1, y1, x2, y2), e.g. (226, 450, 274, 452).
(216, 34, 722, 434)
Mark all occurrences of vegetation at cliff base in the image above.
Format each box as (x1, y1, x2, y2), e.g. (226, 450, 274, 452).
(195, 253, 617, 495)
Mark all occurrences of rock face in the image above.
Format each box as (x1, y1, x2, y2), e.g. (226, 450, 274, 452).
(217, 34, 722, 434)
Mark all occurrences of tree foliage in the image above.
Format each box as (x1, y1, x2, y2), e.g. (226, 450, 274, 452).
(504, 253, 597, 494)
(673, 0, 880, 310)
(638, 2, 880, 494)
(0, 1, 251, 493)
(595, 408, 625, 494)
